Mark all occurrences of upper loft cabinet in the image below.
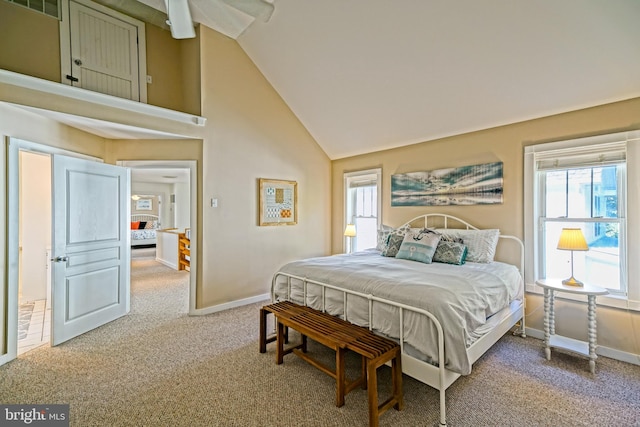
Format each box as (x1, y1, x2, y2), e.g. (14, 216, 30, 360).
(0, 0, 201, 116)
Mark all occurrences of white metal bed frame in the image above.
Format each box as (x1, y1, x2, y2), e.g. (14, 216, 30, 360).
(270, 214, 526, 426)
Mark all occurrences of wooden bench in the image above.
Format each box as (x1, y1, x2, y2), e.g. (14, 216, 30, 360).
(259, 301, 403, 427)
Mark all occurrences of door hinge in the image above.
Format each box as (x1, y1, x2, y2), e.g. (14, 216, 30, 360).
(65, 74, 79, 82)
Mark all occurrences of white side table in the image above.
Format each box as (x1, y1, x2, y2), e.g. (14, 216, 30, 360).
(536, 279, 608, 373)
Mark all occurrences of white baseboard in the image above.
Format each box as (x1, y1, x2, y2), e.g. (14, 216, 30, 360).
(189, 293, 270, 316)
(155, 258, 177, 270)
(525, 327, 640, 366)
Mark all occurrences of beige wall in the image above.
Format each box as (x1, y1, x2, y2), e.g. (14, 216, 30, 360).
(180, 26, 202, 116)
(145, 24, 201, 115)
(0, 103, 107, 157)
(198, 27, 331, 308)
(0, 1, 61, 82)
(0, 0, 200, 115)
(332, 97, 640, 359)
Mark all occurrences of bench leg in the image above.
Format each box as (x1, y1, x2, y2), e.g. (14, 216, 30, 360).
(259, 308, 268, 353)
(336, 347, 346, 407)
(367, 360, 379, 427)
(260, 308, 288, 354)
(361, 355, 368, 390)
(392, 352, 404, 411)
(276, 321, 286, 364)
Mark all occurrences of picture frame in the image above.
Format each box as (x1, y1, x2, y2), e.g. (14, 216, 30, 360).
(259, 178, 298, 226)
(136, 199, 152, 211)
(391, 161, 503, 206)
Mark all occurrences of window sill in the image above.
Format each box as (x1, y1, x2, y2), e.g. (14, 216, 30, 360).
(525, 283, 640, 312)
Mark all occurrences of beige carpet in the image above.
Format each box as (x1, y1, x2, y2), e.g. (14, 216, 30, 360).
(1, 257, 639, 426)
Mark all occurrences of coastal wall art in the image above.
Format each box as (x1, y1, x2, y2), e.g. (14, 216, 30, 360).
(258, 178, 298, 226)
(391, 162, 503, 206)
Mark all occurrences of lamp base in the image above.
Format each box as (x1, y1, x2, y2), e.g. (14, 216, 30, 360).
(562, 276, 584, 287)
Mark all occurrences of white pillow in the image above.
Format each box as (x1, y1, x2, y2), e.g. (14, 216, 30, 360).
(435, 228, 500, 263)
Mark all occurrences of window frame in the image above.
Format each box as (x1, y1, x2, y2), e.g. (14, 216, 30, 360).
(5, 0, 60, 19)
(524, 130, 640, 311)
(344, 168, 382, 253)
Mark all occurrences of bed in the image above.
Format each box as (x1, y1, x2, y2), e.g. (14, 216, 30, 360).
(130, 214, 160, 247)
(270, 214, 526, 426)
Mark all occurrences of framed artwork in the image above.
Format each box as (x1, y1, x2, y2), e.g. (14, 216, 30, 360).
(259, 178, 298, 226)
(391, 162, 503, 206)
(136, 199, 152, 211)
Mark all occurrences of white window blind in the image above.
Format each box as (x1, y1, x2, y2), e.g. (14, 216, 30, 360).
(535, 141, 626, 171)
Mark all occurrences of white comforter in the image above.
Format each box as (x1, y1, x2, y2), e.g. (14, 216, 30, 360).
(272, 250, 522, 375)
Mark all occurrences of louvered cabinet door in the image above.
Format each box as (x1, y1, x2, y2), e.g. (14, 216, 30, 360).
(69, 0, 140, 101)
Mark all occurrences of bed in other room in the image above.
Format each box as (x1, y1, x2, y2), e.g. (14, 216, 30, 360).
(130, 214, 159, 247)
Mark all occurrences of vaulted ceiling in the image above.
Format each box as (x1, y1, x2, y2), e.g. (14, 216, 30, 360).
(142, 1, 640, 159)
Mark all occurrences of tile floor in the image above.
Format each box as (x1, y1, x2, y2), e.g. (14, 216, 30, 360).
(18, 299, 50, 355)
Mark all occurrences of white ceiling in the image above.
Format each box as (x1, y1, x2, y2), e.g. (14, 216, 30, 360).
(124, 161, 191, 184)
(233, 0, 640, 159)
(135, 0, 640, 159)
(22, 1, 640, 162)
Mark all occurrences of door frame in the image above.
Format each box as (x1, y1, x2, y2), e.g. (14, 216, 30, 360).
(1, 137, 103, 365)
(59, 0, 148, 103)
(121, 160, 198, 314)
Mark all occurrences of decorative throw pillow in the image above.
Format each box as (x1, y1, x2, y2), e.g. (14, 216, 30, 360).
(395, 229, 442, 264)
(376, 225, 394, 251)
(433, 241, 468, 265)
(131, 221, 140, 230)
(138, 221, 147, 229)
(378, 224, 411, 252)
(435, 229, 500, 263)
(145, 221, 157, 230)
(381, 233, 404, 257)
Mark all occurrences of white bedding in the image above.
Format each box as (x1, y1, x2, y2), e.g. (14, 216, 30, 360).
(272, 249, 523, 375)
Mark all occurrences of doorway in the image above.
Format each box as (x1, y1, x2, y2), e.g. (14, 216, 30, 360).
(6, 137, 131, 363)
(122, 160, 197, 313)
(17, 151, 52, 355)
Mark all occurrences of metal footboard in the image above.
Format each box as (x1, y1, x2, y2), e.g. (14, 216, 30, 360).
(271, 271, 451, 425)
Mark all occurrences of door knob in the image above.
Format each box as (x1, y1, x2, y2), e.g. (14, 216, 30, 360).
(74, 59, 83, 66)
(51, 256, 69, 263)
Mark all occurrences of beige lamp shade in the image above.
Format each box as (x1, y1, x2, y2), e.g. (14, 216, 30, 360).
(344, 224, 357, 237)
(557, 228, 589, 251)
(557, 228, 588, 286)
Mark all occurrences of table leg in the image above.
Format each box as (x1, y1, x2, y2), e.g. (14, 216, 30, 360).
(587, 294, 598, 374)
(543, 288, 551, 360)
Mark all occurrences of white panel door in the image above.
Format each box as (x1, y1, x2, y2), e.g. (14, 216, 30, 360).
(69, 0, 140, 101)
(51, 155, 130, 346)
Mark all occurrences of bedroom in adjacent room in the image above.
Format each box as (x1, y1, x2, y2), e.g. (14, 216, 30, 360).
(129, 163, 191, 272)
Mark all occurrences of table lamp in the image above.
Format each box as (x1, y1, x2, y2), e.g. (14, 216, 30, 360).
(344, 224, 356, 253)
(557, 228, 589, 286)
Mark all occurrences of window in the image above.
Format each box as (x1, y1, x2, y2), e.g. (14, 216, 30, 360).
(524, 132, 640, 306)
(344, 169, 381, 253)
(5, 0, 60, 18)
(540, 163, 625, 294)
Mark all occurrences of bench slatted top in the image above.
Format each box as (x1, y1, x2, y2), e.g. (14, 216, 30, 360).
(266, 301, 398, 359)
